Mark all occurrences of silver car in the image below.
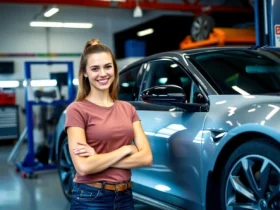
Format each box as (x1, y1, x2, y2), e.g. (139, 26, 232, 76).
(55, 46, 280, 210)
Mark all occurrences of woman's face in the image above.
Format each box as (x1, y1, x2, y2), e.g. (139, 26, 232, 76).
(84, 52, 115, 92)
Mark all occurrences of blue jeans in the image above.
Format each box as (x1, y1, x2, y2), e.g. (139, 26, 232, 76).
(70, 182, 135, 210)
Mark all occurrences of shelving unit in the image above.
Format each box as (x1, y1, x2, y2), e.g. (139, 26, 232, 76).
(0, 105, 19, 140)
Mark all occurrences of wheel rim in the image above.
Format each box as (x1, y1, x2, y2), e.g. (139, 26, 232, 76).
(191, 17, 210, 41)
(225, 155, 280, 210)
(58, 140, 75, 200)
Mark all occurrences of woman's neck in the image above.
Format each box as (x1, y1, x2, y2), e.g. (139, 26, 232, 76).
(86, 90, 114, 107)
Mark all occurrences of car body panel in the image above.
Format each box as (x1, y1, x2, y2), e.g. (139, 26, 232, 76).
(131, 104, 207, 209)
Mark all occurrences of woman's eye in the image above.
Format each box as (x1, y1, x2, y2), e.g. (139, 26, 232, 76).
(106, 66, 112, 69)
(92, 68, 98, 71)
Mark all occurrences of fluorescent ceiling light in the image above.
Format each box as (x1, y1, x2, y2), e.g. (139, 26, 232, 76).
(23, 79, 57, 87)
(30, 21, 93, 29)
(44, 8, 59, 17)
(0, 81, 20, 88)
(72, 79, 79, 86)
(137, 28, 154, 37)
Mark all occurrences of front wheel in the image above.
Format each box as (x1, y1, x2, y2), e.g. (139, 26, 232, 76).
(57, 137, 75, 202)
(221, 140, 280, 210)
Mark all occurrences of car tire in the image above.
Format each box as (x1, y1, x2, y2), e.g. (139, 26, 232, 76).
(57, 137, 75, 202)
(190, 15, 215, 42)
(220, 140, 280, 210)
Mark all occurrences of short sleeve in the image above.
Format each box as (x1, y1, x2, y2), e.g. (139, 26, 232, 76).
(131, 104, 140, 122)
(65, 102, 86, 131)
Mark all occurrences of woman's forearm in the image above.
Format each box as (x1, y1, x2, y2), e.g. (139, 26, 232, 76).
(75, 146, 131, 175)
(111, 150, 153, 169)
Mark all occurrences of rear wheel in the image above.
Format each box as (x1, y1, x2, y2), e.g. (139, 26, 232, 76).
(220, 141, 280, 210)
(57, 137, 75, 202)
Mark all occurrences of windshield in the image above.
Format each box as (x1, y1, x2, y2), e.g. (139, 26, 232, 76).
(189, 49, 280, 95)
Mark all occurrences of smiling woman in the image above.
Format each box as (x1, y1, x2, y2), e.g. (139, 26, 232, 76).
(64, 38, 153, 210)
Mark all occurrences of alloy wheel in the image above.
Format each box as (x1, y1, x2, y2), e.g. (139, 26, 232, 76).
(225, 155, 280, 210)
(190, 15, 214, 41)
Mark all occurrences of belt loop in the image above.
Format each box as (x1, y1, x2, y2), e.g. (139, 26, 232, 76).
(114, 184, 118, 194)
(125, 182, 128, 190)
(101, 182, 105, 192)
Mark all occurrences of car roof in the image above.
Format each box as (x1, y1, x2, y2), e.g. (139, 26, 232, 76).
(120, 46, 252, 72)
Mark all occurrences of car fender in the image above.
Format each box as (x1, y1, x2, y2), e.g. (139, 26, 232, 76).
(210, 123, 280, 171)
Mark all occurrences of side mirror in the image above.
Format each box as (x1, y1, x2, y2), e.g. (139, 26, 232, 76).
(193, 92, 207, 103)
(140, 85, 186, 104)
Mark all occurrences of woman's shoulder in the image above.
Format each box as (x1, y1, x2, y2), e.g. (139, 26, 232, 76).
(115, 100, 136, 111)
(66, 100, 87, 111)
(116, 100, 132, 107)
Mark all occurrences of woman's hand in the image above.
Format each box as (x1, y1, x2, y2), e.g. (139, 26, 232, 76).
(129, 145, 139, 155)
(122, 144, 139, 155)
(73, 142, 96, 157)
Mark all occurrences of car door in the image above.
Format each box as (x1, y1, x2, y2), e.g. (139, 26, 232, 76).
(130, 58, 209, 209)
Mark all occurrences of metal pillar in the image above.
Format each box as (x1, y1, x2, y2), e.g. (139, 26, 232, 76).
(255, 0, 280, 47)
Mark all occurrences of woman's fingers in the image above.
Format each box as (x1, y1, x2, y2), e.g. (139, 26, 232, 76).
(73, 148, 86, 154)
(77, 142, 87, 146)
(78, 153, 90, 157)
(73, 143, 96, 156)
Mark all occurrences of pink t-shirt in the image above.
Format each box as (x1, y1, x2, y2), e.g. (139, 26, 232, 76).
(65, 99, 140, 184)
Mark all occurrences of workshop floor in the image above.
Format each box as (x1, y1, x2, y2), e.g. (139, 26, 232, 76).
(0, 142, 158, 210)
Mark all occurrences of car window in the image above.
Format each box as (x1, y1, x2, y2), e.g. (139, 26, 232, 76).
(119, 65, 142, 101)
(143, 59, 199, 103)
(190, 50, 280, 95)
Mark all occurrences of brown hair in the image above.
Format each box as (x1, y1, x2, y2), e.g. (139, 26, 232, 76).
(75, 39, 119, 101)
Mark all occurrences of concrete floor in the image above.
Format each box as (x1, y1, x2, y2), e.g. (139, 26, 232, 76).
(0, 142, 158, 210)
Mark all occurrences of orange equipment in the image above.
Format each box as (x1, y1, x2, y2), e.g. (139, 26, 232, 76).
(180, 28, 256, 49)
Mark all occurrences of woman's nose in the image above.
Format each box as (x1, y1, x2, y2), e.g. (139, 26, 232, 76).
(99, 68, 106, 76)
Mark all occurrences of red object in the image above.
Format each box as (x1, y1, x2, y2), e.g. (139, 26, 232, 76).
(0, 92, 16, 105)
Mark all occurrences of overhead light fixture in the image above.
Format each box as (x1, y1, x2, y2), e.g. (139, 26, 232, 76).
(30, 21, 93, 29)
(44, 7, 59, 17)
(72, 79, 79, 86)
(133, 5, 143, 18)
(0, 81, 20, 88)
(23, 79, 57, 87)
(137, 28, 154, 37)
(133, 0, 143, 18)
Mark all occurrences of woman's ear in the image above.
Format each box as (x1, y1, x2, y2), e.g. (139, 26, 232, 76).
(84, 74, 88, 78)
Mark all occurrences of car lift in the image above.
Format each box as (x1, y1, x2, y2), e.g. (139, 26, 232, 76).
(14, 61, 76, 178)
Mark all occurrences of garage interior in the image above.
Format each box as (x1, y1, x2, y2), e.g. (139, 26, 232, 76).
(0, 0, 279, 210)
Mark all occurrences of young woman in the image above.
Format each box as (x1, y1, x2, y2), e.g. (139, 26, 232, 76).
(65, 39, 153, 210)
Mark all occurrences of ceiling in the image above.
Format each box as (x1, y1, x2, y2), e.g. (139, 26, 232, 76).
(0, 0, 253, 14)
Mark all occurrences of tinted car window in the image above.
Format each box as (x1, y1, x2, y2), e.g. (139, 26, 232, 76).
(143, 60, 194, 102)
(119, 65, 141, 101)
(190, 50, 280, 95)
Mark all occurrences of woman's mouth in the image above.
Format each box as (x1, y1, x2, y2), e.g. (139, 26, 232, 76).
(97, 78, 109, 85)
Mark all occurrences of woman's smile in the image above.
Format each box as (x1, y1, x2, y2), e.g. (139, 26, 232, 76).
(97, 78, 109, 85)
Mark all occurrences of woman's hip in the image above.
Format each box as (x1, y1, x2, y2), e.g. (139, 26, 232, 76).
(70, 182, 134, 210)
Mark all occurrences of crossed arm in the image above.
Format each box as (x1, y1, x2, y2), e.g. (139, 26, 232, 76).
(67, 121, 153, 176)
